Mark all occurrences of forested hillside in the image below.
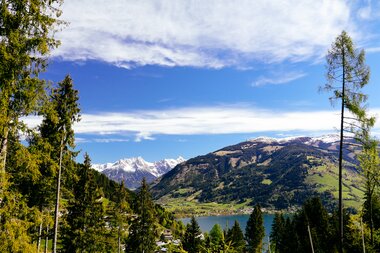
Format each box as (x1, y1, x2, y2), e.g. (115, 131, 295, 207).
(152, 136, 364, 212)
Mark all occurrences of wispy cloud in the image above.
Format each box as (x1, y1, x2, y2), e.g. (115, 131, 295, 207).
(252, 71, 307, 87)
(22, 106, 380, 142)
(366, 47, 380, 53)
(92, 138, 129, 143)
(53, 0, 356, 68)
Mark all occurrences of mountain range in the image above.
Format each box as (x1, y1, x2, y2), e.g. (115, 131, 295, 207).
(151, 134, 364, 213)
(93, 156, 185, 189)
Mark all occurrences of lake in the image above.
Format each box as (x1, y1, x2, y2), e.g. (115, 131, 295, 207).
(180, 214, 274, 246)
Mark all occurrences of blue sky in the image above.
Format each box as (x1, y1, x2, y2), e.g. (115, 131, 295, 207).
(34, 0, 380, 163)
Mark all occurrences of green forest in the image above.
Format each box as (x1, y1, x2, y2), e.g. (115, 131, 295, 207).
(1, 0, 380, 253)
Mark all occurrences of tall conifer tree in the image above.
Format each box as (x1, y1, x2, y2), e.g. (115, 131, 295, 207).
(126, 178, 157, 253)
(111, 182, 131, 253)
(183, 216, 203, 253)
(245, 204, 264, 253)
(39, 75, 80, 252)
(270, 213, 285, 253)
(61, 153, 110, 252)
(323, 31, 371, 252)
(226, 220, 245, 251)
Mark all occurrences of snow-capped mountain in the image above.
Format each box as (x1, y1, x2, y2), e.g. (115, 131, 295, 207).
(93, 156, 185, 189)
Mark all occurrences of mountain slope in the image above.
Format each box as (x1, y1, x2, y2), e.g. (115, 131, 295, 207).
(93, 156, 185, 189)
(151, 135, 363, 211)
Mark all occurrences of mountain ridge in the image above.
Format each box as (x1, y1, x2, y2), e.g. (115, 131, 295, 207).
(151, 134, 363, 214)
(93, 156, 185, 189)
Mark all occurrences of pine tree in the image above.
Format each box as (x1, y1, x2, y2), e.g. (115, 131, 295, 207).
(245, 204, 264, 253)
(226, 220, 245, 252)
(61, 153, 110, 252)
(0, 0, 62, 174)
(183, 216, 203, 253)
(111, 182, 131, 253)
(39, 75, 80, 252)
(293, 198, 333, 253)
(126, 178, 157, 253)
(270, 213, 285, 253)
(323, 30, 372, 252)
(281, 217, 298, 253)
(209, 223, 224, 251)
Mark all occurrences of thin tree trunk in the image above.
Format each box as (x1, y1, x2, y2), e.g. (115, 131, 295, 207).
(118, 225, 121, 253)
(0, 126, 9, 174)
(307, 224, 315, 253)
(370, 186, 374, 245)
(361, 217, 366, 253)
(38, 222, 43, 252)
(45, 225, 49, 253)
(52, 126, 65, 253)
(338, 44, 346, 253)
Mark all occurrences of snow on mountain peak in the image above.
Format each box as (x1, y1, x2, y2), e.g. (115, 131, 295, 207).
(308, 134, 340, 144)
(248, 134, 340, 145)
(92, 156, 185, 177)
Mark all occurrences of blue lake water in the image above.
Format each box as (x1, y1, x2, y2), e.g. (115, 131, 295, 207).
(180, 214, 274, 244)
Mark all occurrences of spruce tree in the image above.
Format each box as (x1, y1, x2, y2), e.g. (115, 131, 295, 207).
(323, 31, 371, 252)
(39, 75, 80, 252)
(245, 204, 264, 253)
(226, 220, 245, 252)
(61, 153, 110, 252)
(111, 182, 131, 253)
(126, 178, 157, 253)
(293, 198, 332, 253)
(209, 223, 224, 251)
(270, 213, 285, 253)
(183, 216, 203, 253)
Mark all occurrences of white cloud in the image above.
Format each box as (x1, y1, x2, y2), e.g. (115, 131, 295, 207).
(252, 71, 307, 87)
(358, 5, 372, 20)
(93, 138, 129, 143)
(53, 0, 355, 68)
(22, 106, 380, 141)
(135, 132, 155, 142)
(366, 47, 380, 53)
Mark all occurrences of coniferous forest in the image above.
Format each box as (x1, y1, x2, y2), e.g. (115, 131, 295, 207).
(1, 1, 380, 253)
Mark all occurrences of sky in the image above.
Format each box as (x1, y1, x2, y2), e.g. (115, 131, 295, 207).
(33, 0, 380, 164)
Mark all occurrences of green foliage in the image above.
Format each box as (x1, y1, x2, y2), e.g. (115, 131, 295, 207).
(208, 224, 224, 251)
(270, 213, 285, 252)
(269, 197, 380, 253)
(0, 184, 39, 253)
(39, 75, 80, 157)
(294, 198, 334, 253)
(359, 138, 380, 247)
(324, 30, 371, 117)
(126, 178, 157, 253)
(61, 154, 113, 252)
(0, 0, 62, 173)
(109, 182, 131, 253)
(226, 220, 245, 252)
(245, 204, 264, 253)
(183, 216, 203, 253)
